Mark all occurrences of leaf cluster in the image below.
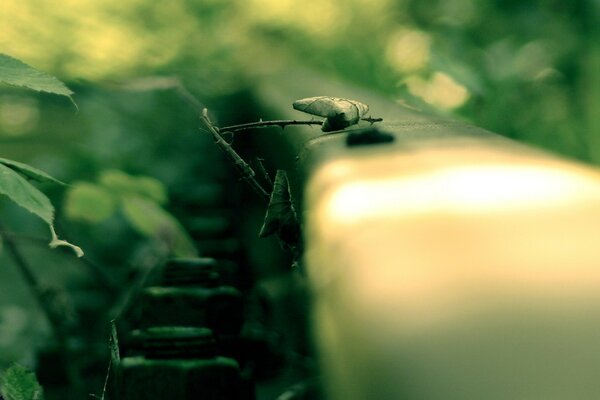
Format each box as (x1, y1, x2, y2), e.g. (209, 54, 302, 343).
(0, 54, 81, 256)
(0, 54, 75, 108)
(0, 364, 44, 400)
(64, 170, 196, 257)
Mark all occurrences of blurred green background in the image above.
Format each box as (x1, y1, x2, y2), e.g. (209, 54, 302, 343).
(3, 0, 599, 159)
(0, 0, 599, 393)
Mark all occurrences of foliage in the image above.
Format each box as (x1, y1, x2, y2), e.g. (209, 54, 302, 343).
(64, 170, 196, 257)
(0, 159, 65, 186)
(0, 364, 44, 400)
(0, 164, 54, 227)
(3, 0, 597, 161)
(0, 160, 76, 255)
(0, 54, 81, 257)
(109, 320, 120, 363)
(0, 54, 74, 107)
(0, 2, 598, 399)
(259, 170, 298, 239)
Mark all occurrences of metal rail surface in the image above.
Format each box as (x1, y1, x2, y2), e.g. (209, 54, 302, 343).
(251, 68, 600, 399)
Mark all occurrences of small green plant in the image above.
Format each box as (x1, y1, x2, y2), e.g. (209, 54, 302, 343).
(0, 53, 81, 256)
(0, 364, 44, 400)
(0, 54, 85, 398)
(198, 96, 382, 262)
(64, 169, 196, 257)
(218, 96, 382, 134)
(121, 77, 382, 261)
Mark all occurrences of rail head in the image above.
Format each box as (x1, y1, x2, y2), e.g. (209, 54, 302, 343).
(250, 68, 600, 399)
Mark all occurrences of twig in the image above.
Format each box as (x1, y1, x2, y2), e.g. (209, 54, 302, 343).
(152, 82, 269, 202)
(220, 117, 382, 133)
(220, 119, 324, 133)
(200, 109, 270, 203)
(118, 76, 205, 112)
(0, 225, 84, 395)
(174, 83, 205, 112)
(362, 116, 384, 124)
(79, 256, 119, 292)
(0, 230, 43, 304)
(0, 227, 64, 339)
(92, 359, 112, 400)
(0, 230, 118, 292)
(93, 320, 119, 400)
(168, 87, 302, 261)
(255, 157, 274, 190)
(109, 257, 165, 320)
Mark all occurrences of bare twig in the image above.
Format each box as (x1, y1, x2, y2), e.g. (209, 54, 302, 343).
(0, 230, 117, 292)
(0, 230, 42, 304)
(0, 227, 63, 339)
(220, 116, 382, 133)
(93, 359, 112, 400)
(93, 320, 119, 400)
(220, 119, 324, 133)
(109, 251, 169, 320)
(124, 80, 270, 202)
(174, 83, 204, 111)
(200, 109, 270, 203)
(0, 225, 84, 395)
(362, 116, 384, 124)
(119, 76, 205, 112)
(255, 157, 274, 190)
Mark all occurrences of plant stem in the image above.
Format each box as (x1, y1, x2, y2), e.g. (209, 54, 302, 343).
(152, 82, 269, 201)
(254, 157, 274, 191)
(220, 117, 383, 133)
(0, 226, 84, 395)
(220, 119, 324, 133)
(0, 230, 40, 297)
(174, 83, 204, 112)
(200, 109, 270, 203)
(0, 230, 117, 292)
(109, 244, 170, 320)
(362, 116, 384, 124)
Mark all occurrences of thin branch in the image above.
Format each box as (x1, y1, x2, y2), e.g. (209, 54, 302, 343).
(118, 76, 205, 112)
(220, 117, 383, 133)
(174, 83, 205, 112)
(0, 230, 48, 244)
(0, 230, 118, 291)
(92, 359, 112, 400)
(0, 229, 40, 292)
(109, 243, 171, 320)
(159, 79, 270, 202)
(255, 157, 274, 191)
(0, 225, 85, 395)
(200, 109, 270, 203)
(362, 116, 384, 124)
(220, 119, 324, 133)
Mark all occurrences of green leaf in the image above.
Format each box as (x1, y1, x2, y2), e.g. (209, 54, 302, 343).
(49, 225, 84, 258)
(135, 176, 168, 205)
(64, 182, 117, 223)
(0, 364, 44, 400)
(0, 158, 65, 185)
(259, 170, 298, 238)
(0, 164, 83, 257)
(0, 163, 54, 224)
(109, 320, 120, 363)
(99, 170, 167, 204)
(121, 196, 197, 257)
(0, 54, 74, 105)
